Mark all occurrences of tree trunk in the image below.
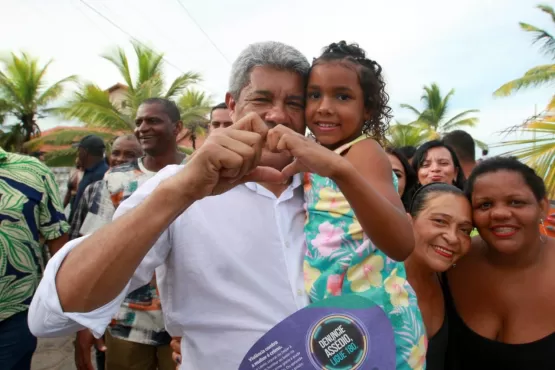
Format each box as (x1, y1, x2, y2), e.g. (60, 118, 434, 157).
(19, 114, 39, 153)
(191, 134, 197, 150)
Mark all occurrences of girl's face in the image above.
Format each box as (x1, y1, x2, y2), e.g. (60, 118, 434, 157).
(418, 147, 458, 186)
(305, 62, 369, 150)
(471, 170, 548, 255)
(412, 193, 473, 272)
(388, 154, 406, 196)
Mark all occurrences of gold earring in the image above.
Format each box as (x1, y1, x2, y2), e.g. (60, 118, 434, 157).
(540, 219, 548, 243)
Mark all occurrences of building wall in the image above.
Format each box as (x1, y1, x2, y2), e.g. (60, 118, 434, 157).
(51, 167, 72, 199)
(108, 87, 131, 115)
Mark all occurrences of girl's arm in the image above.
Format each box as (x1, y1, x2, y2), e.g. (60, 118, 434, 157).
(332, 139, 414, 261)
(267, 126, 414, 261)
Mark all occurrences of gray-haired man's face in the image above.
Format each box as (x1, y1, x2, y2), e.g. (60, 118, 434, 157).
(226, 66, 306, 133)
(225, 66, 306, 170)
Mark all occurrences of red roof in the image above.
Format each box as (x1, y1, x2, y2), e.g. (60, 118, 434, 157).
(35, 126, 204, 153)
(106, 83, 129, 93)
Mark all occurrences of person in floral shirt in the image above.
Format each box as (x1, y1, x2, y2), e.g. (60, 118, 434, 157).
(0, 147, 69, 369)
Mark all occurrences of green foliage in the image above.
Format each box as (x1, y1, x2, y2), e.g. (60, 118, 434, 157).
(400, 83, 479, 135)
(494, 4, 555, 96)
(387, 121, 431, 148)
(0, 52, 76, 151)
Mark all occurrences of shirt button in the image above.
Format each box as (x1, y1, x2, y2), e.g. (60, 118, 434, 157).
(297, 289, 303, 296)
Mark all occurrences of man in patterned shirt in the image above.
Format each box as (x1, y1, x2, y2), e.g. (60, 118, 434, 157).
(69, 134, 142, 241)
(70, 134, 142, 370)
(75, 97, 185, 370)
(0, 147, 69, 369)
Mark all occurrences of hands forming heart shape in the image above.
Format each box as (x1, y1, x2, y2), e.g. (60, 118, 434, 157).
(179, 112, 349, 199)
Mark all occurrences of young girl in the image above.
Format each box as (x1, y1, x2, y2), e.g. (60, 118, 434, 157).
(271, 41, 426, 369)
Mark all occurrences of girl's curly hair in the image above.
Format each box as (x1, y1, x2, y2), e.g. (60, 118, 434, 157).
(313, 41, 392, 145)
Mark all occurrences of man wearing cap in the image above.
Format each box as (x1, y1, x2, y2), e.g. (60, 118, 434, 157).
(69, 135, 109, 226)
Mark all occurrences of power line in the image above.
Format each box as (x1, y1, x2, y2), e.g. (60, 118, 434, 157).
(72, 0, 112, 40)
(79, 0, 187, 75)
(174, 0, 231, 65)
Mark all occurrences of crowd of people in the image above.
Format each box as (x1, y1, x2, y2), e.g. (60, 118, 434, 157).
(0, 39, 554, 370)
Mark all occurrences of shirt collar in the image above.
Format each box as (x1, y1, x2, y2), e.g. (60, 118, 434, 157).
(0, 147, 7, 162)
(244, 173, 303, 195)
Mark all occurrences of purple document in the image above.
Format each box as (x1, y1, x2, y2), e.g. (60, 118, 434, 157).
(239, 295, 396, 370)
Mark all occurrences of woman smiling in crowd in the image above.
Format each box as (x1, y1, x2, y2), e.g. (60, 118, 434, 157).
(444, 157, 555, 369)
(412, 140, 466, 189)
(405, 182, 473, 369)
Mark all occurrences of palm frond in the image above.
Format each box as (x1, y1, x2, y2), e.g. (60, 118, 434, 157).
(494, 64, 555, 96)
(128, 77, 165, 115)
(0, 124, 25, 152)
(473, 138, 489, 151)
(440, 109, 480, 131)
(0, 52, 75, 151)
(102, 46, 135, 92)
(387, 121, 430, 147)
(133, 42, 164, 87)
(37, 75, 78, 107)
(57, 84, 132, 131)
(538, 4, 555, 22)
(494, 5, 555, 96)
(496, 105, 555, 197)
(520, 22, 555, 59)
(43, 147, 78, 167)
(177, 89, 213, 124)
(164, 72, 202, 100)
(401, 83, 476, 134)
(399, 104, 422, 118)
(0, 99, 13, 125)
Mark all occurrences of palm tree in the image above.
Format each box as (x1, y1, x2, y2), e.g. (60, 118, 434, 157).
(387, 121, 431, 148)
(57, 41, 201, 131)
(31, 41, 207, 164)
(177, 90, 213, 149)
(494, 4, 555, 96)
(400, 83, 479, 135)
(0, 52, 77, 152)
(495, 4, 555, 196)
(495, 96, 555, 197)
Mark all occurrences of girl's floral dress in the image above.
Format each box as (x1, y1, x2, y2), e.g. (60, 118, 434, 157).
(303, 135, 427, 370)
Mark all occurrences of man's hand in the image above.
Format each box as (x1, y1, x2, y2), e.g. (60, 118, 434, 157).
(74, 330, 106, 370)
(171, 337, 182, 369)
(266, 125, 347, 179)
(166, 112, 286, 201)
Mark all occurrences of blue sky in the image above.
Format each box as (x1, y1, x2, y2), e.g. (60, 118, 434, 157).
(2, 0, 553, 155)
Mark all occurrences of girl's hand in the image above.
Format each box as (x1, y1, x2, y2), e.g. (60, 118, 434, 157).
(267, 125, 349, 179)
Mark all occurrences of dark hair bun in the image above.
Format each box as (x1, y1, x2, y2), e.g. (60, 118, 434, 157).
(321, 41, 382, 76)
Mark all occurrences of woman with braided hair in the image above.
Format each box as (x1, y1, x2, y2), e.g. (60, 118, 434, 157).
(299, 41, 426, 369)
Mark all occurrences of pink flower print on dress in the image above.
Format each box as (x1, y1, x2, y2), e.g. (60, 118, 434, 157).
(326, 274, 343, 296)
(311, 221, 343, 257)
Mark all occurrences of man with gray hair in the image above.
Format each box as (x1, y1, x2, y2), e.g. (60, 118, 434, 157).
(29, 41, 310, 369)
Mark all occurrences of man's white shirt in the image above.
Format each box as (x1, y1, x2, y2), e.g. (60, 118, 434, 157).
(29, 165, 309, 369)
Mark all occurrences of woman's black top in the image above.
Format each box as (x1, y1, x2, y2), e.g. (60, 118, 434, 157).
(442, 273, 555, 370)
(426, 308, 448, 370)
